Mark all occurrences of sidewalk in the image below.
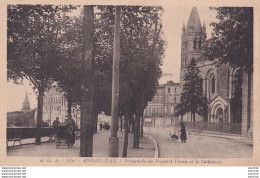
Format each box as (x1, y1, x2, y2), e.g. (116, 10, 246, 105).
(161, 126, 253, 144)
(144, 127, 253, 158)
(7, 130, 155, 158)
(189, 129, 253, 146)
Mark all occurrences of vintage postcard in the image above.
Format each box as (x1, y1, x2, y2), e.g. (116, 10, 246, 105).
(0, 0, 259, 166)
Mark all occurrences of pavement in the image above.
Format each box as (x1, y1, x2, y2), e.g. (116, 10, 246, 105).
(144, 127, 253, 158)
(6, 130, 155, 158)
(7, 126, 253, 158)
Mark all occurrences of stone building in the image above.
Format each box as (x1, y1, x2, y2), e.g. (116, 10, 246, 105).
(7, 92, 36, 127)
(43, 87, 80, 128)
(143, 81, 180, 127)
(180, 7, 253, 136)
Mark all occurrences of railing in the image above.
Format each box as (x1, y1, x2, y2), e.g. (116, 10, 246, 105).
(178, 121, 242, 135)
(7, 127, 55, 140)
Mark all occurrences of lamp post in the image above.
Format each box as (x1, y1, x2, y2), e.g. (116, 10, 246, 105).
(109, 6, 121, 157)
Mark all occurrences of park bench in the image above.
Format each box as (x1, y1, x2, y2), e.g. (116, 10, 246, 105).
(6, 131, 22, 149)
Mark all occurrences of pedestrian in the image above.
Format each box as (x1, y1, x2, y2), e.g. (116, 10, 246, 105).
(52, 117, 60, 133)
(65, 115, 76, 147)
(179, 122, 187, 143)
(99, 123, 103, 131)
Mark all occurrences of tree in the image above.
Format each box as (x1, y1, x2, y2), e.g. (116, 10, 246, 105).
(89, 6, 165, 155)
(175, 59, 205, 122)
(80, 5, 95, 157)
(205, 7, 253, 71)
(119, 6, 165, 149)
(53, 15, 83, 116)
(7, 5, 76, 144)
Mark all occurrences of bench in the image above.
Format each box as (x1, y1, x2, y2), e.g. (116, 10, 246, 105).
(6, 132, 22, 149)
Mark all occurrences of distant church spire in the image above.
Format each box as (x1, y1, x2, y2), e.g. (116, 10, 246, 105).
(22, 92, 31, 112)
(202, 20, 206, 32)
(182, 22, 186, 33)
(186, 7, 202, 32)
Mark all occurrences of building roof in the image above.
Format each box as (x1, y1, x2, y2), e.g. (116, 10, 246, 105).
(157, 81, 180, 89)
(186, 7, 202, 33)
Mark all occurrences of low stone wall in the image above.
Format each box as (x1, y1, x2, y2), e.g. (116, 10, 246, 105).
(178, 121, 242, 135)
(6, 127, 54, 139)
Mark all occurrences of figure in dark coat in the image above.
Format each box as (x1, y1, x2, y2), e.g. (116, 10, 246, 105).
(179, 122, 187, 143)
(66, 115, 76, 146)
(99, 123, 103, 131)
(52, 117, 60, 133)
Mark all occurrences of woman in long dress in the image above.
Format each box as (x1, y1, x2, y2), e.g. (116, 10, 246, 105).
(179, 122, 187, 143)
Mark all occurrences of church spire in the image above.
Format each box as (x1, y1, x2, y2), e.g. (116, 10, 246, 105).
(186, 7, 202, 32)
(22, 92, 31, 111)
(202, 20, 206, 32)
(182, 22, 186, 33)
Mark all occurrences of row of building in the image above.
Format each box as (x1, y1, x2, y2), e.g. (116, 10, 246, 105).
(7, 7, 253, 137)
(143, 7, 253, 137)
(7, 88, 80, 128)
(7, 88, 110, 129)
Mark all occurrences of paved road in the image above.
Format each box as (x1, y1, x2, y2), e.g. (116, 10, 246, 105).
(144, 127, 252, 158)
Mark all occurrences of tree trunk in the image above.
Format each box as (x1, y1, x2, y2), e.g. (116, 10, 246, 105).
(93, 110, 98, 134)
(80, 5, 94, 157)
(247, 70, 252, 132)
(193, 112, 195, 122)
(120, 116, 123, 131)
(133, 115, 140, 149)
(67, 94, 72, 116)
(35, 87, 44, 145)
(122, 115, 129, 157)
(128, 117, 131, 133)
(140, 114, 144, 138)
(131, 116, 135, 133)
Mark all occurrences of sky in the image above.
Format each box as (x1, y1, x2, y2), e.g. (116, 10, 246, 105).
(6, 6, 218, 112)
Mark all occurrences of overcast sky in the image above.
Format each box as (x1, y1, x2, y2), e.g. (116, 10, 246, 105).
(6, 6, 217, 112)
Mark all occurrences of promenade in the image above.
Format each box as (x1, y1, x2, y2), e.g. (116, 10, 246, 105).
(7, 130, 155, 158)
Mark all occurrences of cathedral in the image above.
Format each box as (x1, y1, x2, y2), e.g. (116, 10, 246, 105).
(180, 7, 253, 137)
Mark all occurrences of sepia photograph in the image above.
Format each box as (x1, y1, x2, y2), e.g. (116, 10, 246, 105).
(2, 0, 258, 166)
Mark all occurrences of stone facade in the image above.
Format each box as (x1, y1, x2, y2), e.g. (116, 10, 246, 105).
(143, 81, 180, 127)
(43, 87, 80, 127)
(180, 7, 253, 136)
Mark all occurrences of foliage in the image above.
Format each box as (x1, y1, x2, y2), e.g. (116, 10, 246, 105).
(175, 59, 206, 121)
(94, 6, 165, 117)
(7, 5, 77, 91)
(53, 15, 83, 113)
(205, 7, 253, 72)
(7, 5, 77, 144)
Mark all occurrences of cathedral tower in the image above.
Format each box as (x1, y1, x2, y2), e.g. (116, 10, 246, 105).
(22, 92, 31, 112)
(180, 7, 207, 87)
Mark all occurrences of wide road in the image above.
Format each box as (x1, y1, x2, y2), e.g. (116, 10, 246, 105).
(144, 127, 252, 158)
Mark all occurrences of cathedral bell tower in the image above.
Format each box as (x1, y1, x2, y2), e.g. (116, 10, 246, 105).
(22, 92, 31, 112)
(180, 7, 207, 87)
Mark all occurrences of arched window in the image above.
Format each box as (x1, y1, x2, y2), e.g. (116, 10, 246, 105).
(200, 78, 203, 90)
(211, 75, 215, 94)
(193, 38, 197, 49)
